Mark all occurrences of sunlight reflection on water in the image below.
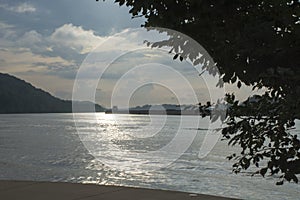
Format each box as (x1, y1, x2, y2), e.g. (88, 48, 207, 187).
(0, 113, 299, 200)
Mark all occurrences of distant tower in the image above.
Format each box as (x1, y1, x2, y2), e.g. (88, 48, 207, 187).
(112, 106, 118, 112)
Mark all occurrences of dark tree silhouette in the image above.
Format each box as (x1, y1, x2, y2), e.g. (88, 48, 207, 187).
(99, 0, 300, 184)
(0, 73, 105, 113)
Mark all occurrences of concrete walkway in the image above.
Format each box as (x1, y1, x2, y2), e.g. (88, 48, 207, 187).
(0, 180, 239, 200)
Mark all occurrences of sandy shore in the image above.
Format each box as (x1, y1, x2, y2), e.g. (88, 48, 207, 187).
(0, 180, 239, 200)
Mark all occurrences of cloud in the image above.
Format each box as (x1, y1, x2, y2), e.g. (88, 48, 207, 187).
(0, 22, 111, 82)
(50, 24, 106, 54)
(0, 21, 14, 29)
(0, 49, 74, 74)
(0, 3, 36, 13)
(0, 0, 146, 101)
(21, 30, 42, 43)
(0, 22, 219, 104)
(34, 61, 78, 80)
(0, 21, 16, 39)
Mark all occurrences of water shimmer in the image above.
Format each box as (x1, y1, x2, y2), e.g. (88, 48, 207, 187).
(0, 113, 299, 200)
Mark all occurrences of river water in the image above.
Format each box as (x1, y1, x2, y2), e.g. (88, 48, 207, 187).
(0, 113, 299, 199)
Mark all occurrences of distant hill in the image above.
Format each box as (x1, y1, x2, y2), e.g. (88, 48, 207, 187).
(0, 73, 106, 114)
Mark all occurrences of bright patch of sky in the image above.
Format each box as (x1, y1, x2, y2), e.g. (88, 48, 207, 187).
(0, 0, 259, 107)
(0, 2, 36, 13)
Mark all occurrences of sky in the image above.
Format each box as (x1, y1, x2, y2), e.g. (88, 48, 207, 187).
(0, 0, 258, 108)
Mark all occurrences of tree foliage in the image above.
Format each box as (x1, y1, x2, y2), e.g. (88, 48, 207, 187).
(99, 0, 300, 184)
(0, 73, 105, 113)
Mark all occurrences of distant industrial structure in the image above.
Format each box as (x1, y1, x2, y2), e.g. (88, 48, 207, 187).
(105, 103, 214, 115)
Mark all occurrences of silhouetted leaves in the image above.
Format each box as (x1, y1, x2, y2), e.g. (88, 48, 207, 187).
(276, 180, 284, 185)
(237, 81, 242, 88)
(260, 168, 268, 177)
(100, 0, 300, 184)
(173, 54, 178, 60)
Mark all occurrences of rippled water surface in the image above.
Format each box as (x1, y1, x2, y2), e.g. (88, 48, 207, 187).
(0, 113, 299, 200)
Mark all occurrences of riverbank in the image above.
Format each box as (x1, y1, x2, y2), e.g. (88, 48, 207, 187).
(0, 180, 238, 200)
